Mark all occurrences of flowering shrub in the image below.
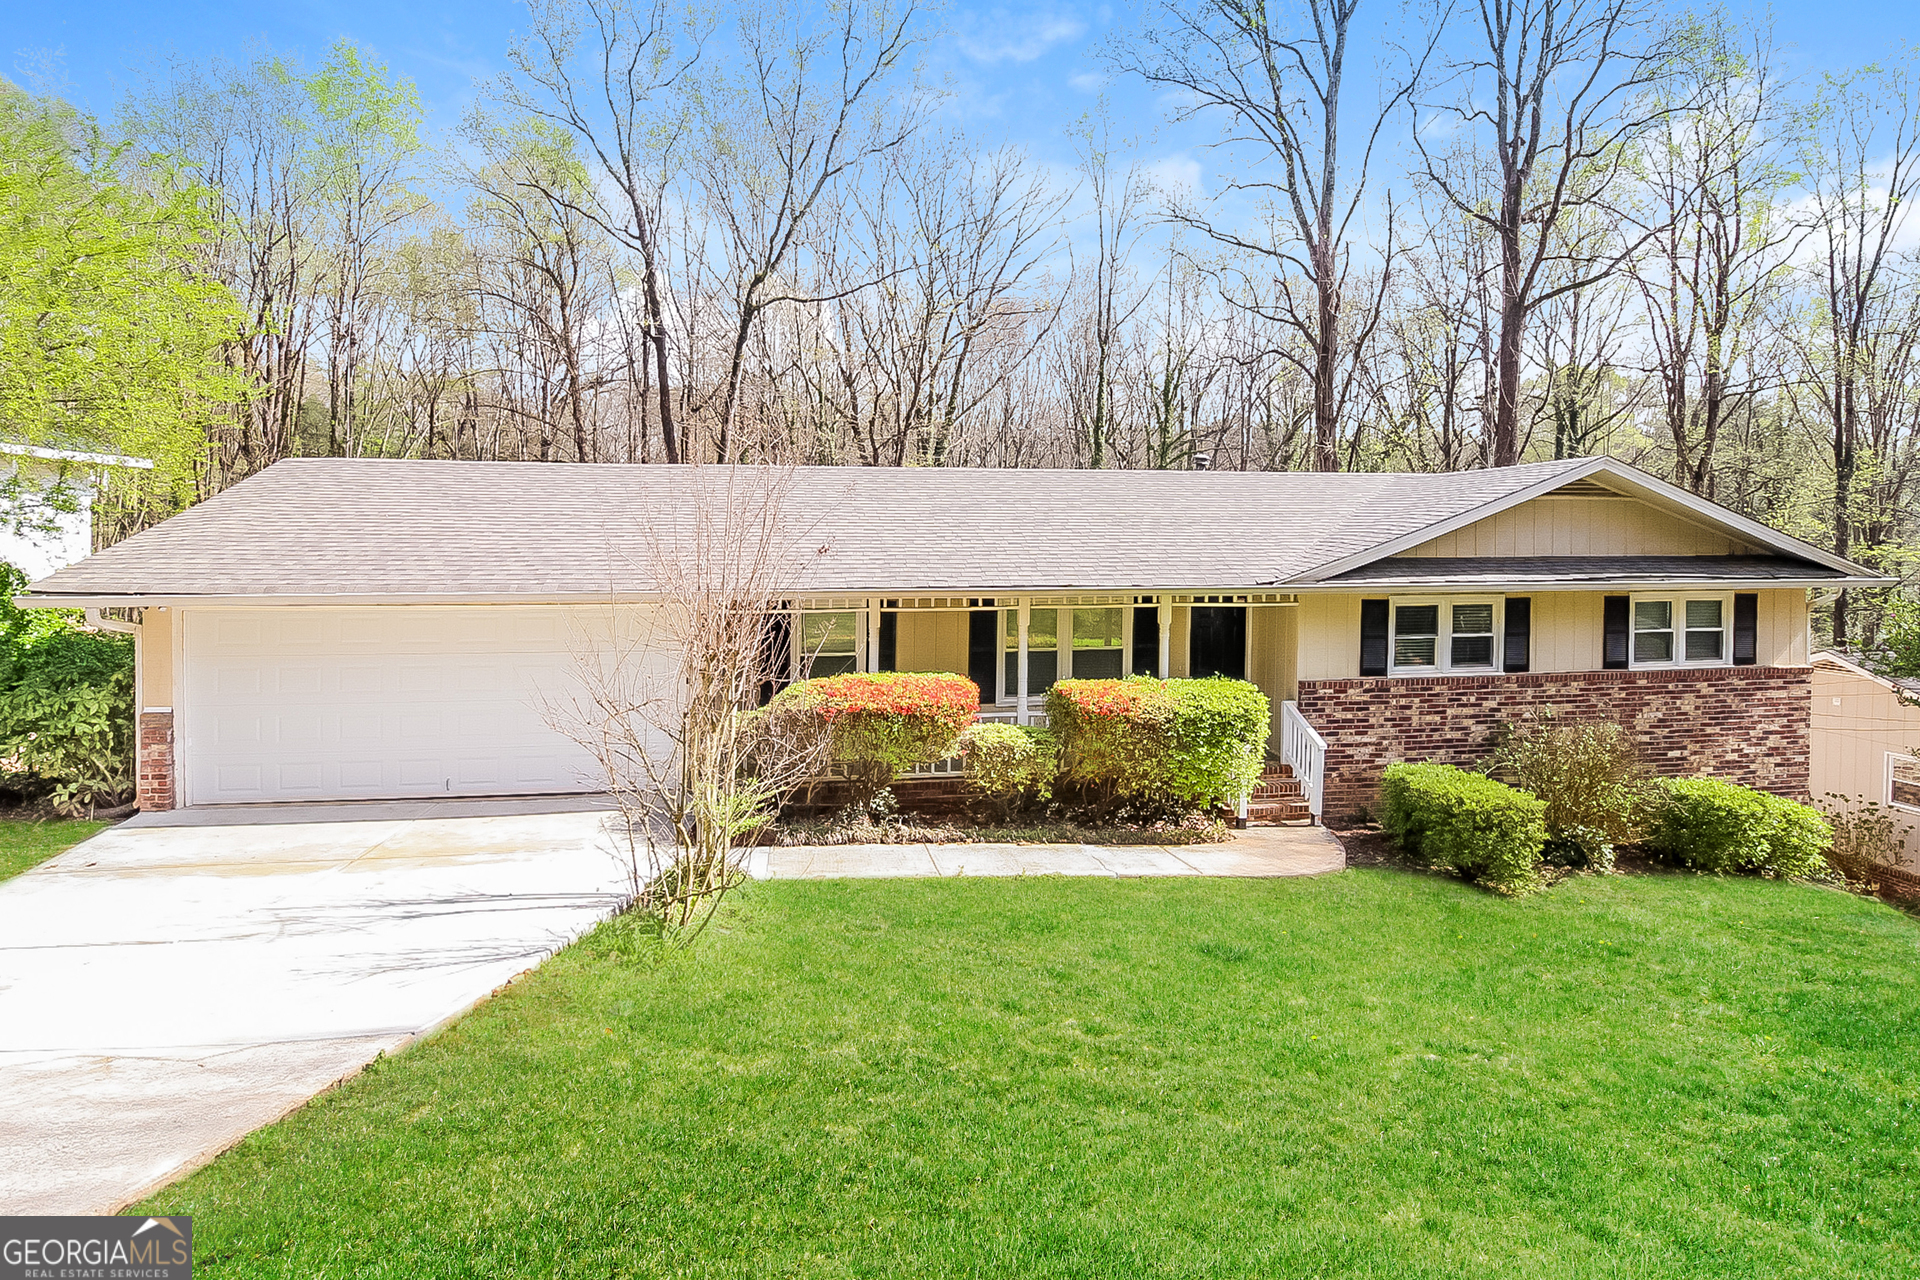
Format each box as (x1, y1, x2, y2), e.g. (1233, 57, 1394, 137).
(1046, 676, 1268, 818)
(771, 671, 979, 805)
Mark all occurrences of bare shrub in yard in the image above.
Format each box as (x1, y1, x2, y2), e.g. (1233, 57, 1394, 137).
(1489, 708, 1647, 871)
(554, 468, 833, 940)
(1819, 793, 1915, 874)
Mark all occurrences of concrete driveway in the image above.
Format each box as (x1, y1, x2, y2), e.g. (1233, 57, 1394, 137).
(0, 798, 633, 1214)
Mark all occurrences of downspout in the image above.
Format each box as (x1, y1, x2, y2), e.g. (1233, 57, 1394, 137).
(84, 607, 140, 635)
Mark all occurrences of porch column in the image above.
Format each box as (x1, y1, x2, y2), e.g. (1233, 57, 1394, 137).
(865, 599, 881, 672)
(1158, 604, 1172, 678)
(1017, 600, 1031, 725)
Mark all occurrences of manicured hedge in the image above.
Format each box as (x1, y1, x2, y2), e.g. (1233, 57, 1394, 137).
(0, 565, 134, 811)
(1645, 777, 1831, 878)
(770, 672, 979, 798)
(957, 722, 1057, 818)
(1046, 676, 1269, 815)
(1379, 762, 1547, 896)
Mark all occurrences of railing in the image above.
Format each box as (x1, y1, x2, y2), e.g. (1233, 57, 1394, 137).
(977, 707, 1050, 727)
(1280, 700, 1327, 823)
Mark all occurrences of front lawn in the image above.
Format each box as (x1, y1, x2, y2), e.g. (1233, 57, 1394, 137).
(147, 871, 1918, 1277)
(0, 817, 105, 881)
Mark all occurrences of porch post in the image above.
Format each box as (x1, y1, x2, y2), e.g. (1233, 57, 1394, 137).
(1017, 600, 1031, 725)
(1158, 604, 1172, 678)
(866, 599, 881, 672)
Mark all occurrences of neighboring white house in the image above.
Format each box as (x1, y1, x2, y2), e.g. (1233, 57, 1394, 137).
(1811, 650, 1920, 869)
(0, 443, 153, 582)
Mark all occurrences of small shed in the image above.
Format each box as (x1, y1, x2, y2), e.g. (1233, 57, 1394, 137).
(1810, 649, 1920, 869)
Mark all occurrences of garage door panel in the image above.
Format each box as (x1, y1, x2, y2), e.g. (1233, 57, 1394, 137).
(182, 607, 651, 804)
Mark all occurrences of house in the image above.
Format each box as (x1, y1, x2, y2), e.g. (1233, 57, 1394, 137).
(16, 455, 1886, 817)
(1810, 650, 1920, 868)
(0, 443, 153, 582)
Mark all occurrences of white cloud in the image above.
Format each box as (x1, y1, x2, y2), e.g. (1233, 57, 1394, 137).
(1144, 152, 1204, 201)
(955, 8, 1087, 64)
(1068, 70, 1106, 93)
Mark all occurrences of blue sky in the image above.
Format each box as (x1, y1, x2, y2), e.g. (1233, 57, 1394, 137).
(11, 0, 1919, 209)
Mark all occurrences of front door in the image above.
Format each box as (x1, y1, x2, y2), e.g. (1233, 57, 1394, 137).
(1190, 606, 1247, 680)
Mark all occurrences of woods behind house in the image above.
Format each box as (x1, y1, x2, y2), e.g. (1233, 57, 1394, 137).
(7, 0, 1920, 646)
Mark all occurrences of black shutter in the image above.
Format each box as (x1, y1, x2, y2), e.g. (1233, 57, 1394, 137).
(1132, 606, 1161, 676)
(1603, 595, 1630, 669)
(968, 611, 998, 699)
(1733, 593, 1758, 666)
(1360, 599, 1390, 677)
(878, 611, 897, 671)
(1503, 598, 1531, 673)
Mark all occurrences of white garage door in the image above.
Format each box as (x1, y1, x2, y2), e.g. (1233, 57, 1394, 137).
(180, 606, 658, 805)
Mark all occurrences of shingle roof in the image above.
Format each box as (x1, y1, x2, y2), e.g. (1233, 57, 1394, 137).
(1330, 555, 1847, 587)
(29, 457, 1610, 599)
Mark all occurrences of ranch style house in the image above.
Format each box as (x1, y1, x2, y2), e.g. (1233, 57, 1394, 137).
(18, 455, 1887, 821)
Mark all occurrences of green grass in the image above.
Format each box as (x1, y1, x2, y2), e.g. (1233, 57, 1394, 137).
(146, 871, 1920, 1278)
(0, 817, 105, 881)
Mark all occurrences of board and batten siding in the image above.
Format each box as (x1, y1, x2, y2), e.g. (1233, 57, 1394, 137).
(1295, 588, 1808, 680)
(1398, 496, 1757, 559)
(1811, 658, 1920, 868)
(892, 610, 971, 676)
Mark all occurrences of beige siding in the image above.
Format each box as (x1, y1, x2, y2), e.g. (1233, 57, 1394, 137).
(1812, 662, 1920, 868)
(1295, 588, 1810, 678)
(1399, 496, 1755, 558)
(1169, 606, 1191, 677)
(1247, 606, 1298, 747)
(1297, 594, 1359, 679)
(1759, 589, 1809, 665)
(140, 607, 176, 708)
(893, 610, 970, 676)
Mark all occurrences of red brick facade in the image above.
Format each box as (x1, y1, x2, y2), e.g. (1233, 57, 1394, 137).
(1296, 666, 1812, 820)
(137, 710, 176, 812)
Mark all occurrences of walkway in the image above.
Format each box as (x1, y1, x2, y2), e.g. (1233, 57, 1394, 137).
(748, 823, 1346, 879)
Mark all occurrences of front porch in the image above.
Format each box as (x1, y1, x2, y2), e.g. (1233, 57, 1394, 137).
(784, 591, 1327, 822)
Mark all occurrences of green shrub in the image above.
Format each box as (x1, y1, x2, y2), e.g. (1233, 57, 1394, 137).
(1379, 762, 1547, 896)
(1489, 709, 1647, 870)
(1645, 777, 1832, 878)
(1046, 676, 1269, 819)
(0, 564, 134, 810)
(957, 722, 1057, 820)
(770, 671, 979, 807)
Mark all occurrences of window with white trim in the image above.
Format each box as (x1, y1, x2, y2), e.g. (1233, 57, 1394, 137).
(1389, 597, 1502, 675)
(1888, 752, 1920, 813)
(999, 606, 1132, 700)
(799, 611, 859, 676)
(1630, 594, 1731, 668)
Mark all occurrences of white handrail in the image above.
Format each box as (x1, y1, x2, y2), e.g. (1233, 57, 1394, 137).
(1280, 700, 1327, 823)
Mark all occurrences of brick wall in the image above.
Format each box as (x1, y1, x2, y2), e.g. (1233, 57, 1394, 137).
(1295, 666, 1812, 820)
(137, 710, 176, 812)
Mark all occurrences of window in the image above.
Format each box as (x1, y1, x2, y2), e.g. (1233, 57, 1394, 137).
(1392, 603, 1439, 669)
(1005, 608, 1059, 697)
(1388, 597, 1501, 674)
(1890, 753, 1920, 812)
(1073, 607, 1125, 679)
(1629, 595, 1731, 668)
(1450, 602, 1496, 669)
(800, 611, 858, 676)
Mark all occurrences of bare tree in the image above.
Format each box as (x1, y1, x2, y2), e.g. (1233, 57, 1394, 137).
(1413, 0, 1672, 466)
(1119, 0, 1420, 470)
(501, 0, 705, 464)
(693, 0, 926, 462)
(557, 469, 832, 939)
